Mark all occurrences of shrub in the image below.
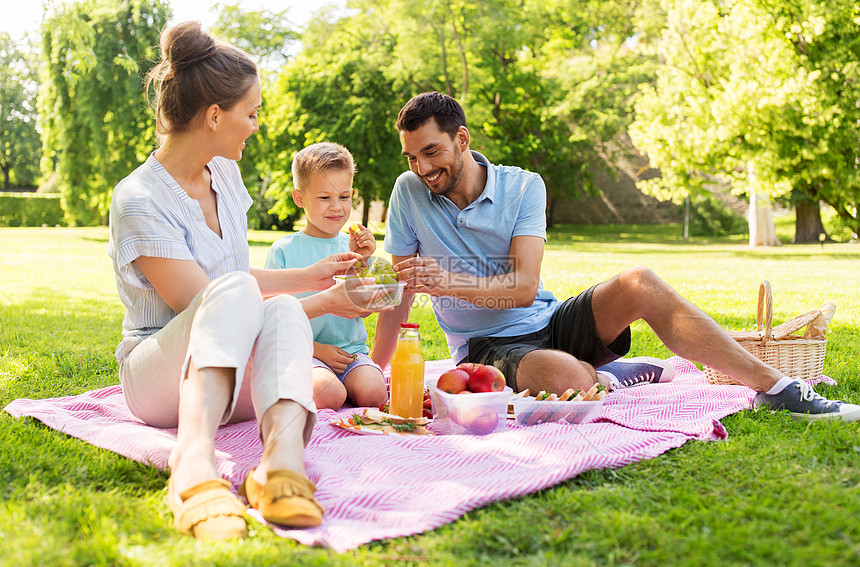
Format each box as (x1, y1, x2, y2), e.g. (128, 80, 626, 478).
(0, 193, 66, 227)
(246, 189, 292, 231)
(245, 181, 301, 232)
(689, 193, 747, 236)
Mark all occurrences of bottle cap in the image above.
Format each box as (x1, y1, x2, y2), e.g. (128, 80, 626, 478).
(400, 323, 419, 329)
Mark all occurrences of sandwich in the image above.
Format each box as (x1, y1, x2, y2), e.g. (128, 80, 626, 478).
(347, 408, 430, 435)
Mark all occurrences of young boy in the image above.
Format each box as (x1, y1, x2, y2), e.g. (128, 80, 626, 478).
(265, 142, 388, 411)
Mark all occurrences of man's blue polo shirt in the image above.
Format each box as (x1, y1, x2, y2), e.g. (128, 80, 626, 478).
(384, 150, 558, 363)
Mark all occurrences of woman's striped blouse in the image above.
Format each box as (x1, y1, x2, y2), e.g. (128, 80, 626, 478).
(108, 153, 253, 362)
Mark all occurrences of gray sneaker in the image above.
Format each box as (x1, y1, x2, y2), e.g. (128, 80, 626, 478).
(754, 380, 860, 422)
(595, 357, 676, 390)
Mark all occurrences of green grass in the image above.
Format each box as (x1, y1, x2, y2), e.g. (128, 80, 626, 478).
(2, 225, 860, 566)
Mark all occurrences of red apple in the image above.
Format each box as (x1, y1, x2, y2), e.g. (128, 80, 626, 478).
(451, 404, 499, 435)
(465, 364, 506, 393)
(436, 368, 469, 394)
(456, 362, 481, 376)
(468, 410, 500, 435)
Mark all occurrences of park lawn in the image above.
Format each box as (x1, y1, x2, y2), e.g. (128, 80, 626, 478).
(1, 225, 860, 566)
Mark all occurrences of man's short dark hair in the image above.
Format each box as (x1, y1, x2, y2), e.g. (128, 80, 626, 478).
(395, 92, 467, 137)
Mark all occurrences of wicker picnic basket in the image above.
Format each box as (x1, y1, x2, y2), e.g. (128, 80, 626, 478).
(703, 281, 829, 385)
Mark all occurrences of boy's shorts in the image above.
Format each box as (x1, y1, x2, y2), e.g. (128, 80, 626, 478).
(312, 353, 382, 382)
(462, 285, 631, 391)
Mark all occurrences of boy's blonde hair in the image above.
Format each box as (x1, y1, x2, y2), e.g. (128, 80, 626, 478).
(292, 142, 356, 191)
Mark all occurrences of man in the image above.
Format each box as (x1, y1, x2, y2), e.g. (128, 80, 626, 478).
(371, 91, 860, 422)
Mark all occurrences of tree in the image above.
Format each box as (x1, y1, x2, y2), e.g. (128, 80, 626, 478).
(210, 2, 298, 70)
(258, 0, 662, 230)
(540, 0, 661, 226)
(757, 0, 860, 241)
(210, 3, 300, 230)
(459, 0, 581, 227)
(370, 0, 619, 227)
(0, 32, 41, 189)
(264, 8, 405, 230)
(629, 0, 770, 242)
(629, 0, 860, 242)
(792, 190, 826, 243)
(38, 0, 168, 224)
(238, 0, 673, 233)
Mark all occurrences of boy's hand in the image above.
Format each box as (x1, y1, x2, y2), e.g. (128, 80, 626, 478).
(316, 343, 355, 374)
(349, 223, 376, 260)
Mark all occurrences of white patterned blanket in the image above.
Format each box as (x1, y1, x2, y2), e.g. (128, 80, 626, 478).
(6, 357, 766, 551)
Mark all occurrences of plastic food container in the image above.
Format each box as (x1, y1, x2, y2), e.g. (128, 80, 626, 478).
(351, 282, 406, 310)
(512, 398, 604, 426)
(429, 386, 512, 436)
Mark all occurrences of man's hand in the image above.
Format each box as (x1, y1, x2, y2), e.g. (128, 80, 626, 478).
(348, 223, 376, 260)
(392, 236, 543, 309)
(394, 256, 456, 296)
(315, 343, 354, 374)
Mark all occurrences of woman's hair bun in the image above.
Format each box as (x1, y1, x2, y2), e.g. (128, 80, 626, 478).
(146, 21, 258, 135)
(161, 21, 217, 73)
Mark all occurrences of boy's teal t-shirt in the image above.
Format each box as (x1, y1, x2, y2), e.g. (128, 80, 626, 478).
(265, 231, 369, 355)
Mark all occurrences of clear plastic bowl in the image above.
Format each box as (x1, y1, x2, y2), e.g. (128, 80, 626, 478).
(429, 385, 512, 435)
(512, 398, 604, 426)
(352, 282, 406, 310)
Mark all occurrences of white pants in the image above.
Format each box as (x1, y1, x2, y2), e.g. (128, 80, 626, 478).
(119, 271, 316, 442)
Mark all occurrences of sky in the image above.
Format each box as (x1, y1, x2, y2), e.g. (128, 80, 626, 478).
(1, 0, 332, 41)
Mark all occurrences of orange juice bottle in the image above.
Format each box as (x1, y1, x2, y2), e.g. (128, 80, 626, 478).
(389, 323, 425, 419)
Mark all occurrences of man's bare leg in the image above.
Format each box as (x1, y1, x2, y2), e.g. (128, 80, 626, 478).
(515, 349, 596, 395)
(514, 266, 860, 421)
(590, 266, 781, 391)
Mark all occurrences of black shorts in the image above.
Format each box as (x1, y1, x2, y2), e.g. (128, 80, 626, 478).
(462, 285, 631, 391)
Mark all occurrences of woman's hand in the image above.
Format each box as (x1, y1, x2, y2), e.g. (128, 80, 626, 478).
(348, 223, 376, 260)
(315, 343, 354, 374)
(304, 252, 364, 291)
(304, 277, 395, 319)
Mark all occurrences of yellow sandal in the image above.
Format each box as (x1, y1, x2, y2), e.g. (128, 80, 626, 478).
(240, 469, 324, 528)
(167, 477, 247, 541)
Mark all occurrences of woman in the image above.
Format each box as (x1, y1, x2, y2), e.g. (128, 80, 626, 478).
(108, 21, 382, 541)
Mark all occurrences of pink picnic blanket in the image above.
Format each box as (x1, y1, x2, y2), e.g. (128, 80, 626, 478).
(5, 357, 763, 551)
